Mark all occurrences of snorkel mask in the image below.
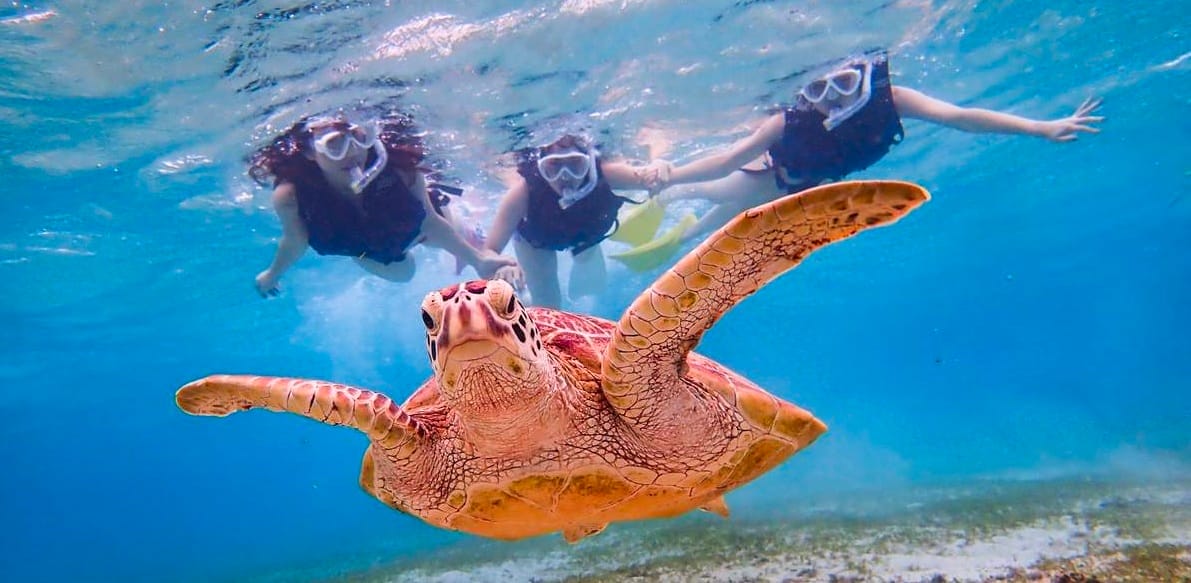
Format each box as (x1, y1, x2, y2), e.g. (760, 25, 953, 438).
(537, 146, 598, 209)
(800, 58, 874, 131)
(307, 117, 389, 194)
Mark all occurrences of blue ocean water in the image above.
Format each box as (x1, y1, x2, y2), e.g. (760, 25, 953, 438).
(1, 1, 1187, 581)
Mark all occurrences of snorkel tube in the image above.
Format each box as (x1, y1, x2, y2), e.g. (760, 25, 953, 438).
(349, 135, 388, 195)
(555, 148, 599, 209)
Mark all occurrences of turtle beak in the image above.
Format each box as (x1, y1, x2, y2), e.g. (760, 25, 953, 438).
(434, 305, 525, 394)
(441, 336, 503, 364)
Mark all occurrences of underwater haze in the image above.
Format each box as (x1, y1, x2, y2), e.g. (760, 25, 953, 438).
(1, 1, 1188, 582)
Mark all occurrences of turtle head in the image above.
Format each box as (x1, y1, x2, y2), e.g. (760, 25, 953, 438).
(420, 279, 554, 426)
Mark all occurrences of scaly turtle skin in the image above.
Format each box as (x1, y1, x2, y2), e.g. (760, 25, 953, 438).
(177, 180, 929, 543)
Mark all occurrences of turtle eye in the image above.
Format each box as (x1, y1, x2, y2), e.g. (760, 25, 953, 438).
(421, 308, 435, 330)
(486, 279, 519, 319)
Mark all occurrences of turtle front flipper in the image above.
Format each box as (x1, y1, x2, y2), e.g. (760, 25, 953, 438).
(176, 375, 426, 447)
(601, 180, 929, 425)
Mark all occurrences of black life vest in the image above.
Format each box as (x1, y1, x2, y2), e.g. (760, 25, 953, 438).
(514, 152, 630, 255)
(291, 152, 426, 265)
(768, 53, 904, 193)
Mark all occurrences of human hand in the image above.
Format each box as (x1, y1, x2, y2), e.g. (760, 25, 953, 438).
(254, 270, 280, 298)
(492, 264, 526, 291)
(474, 250, 517, 279)
(1038, 97, 1104, 142)
(641, 159, 673, 192)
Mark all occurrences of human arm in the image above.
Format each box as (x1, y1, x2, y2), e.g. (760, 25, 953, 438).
(893, 86, 1103, 142)
(414, 172, 517, 278)
(255, 182, 309, 297)
(479, 179, 529, 289)
(652, 114, 786, 188)
(601, 160, 663, 191)
(483, 179, 529, 254)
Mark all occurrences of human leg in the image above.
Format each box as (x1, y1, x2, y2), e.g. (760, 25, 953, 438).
(568, 244, 607, 300)
(672, 169, 782, 243)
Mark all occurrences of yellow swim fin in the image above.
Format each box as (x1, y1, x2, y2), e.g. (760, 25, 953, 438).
(609, 198, 665, 247)
(609, 212, 698, 273)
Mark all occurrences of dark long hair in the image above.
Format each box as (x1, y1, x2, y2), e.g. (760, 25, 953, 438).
(246, 112, 427, 188)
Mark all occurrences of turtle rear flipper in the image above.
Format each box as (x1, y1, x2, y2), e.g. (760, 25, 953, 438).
(563, 523, 608, 543)
(699, 496, 730, 518)
(601, 180, 929, 428)
(176, 375, 426, 447)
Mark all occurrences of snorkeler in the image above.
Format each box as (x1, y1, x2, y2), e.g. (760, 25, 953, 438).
(613, 49, 1105, 271)
(482, 133, 661, 308)
(248, 112, 516, 297)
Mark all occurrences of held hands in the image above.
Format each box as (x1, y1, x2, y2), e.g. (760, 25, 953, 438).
(254, 270, 280, 298)
(1037, 97, 1104, 142)
(639, 159, 674, 193)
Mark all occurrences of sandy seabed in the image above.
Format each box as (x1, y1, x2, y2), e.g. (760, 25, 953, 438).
(321, 477, 1189, 583)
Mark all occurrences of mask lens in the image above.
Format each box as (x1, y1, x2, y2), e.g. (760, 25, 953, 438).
(829, 69, 862, 95)
(315, 131, 351, 160)
(802, 79, 830, 103)
(310, 120, 379, 161)
(538, 152, 590, 182)
(349, 124, 377, 149)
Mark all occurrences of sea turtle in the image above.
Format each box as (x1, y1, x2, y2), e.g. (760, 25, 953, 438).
(177, 180, 929, 543)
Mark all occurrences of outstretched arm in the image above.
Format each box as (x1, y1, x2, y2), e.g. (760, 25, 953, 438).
(602, 160, 664, 191)
(255, 182, 309, 297)
(483, 180, 530, 254)
(601, 181, 928, 439)
(482, 180, 530, 289)
(416, 172, 516, 278)
(653, 114, 786, 188)
(893, 86, 1104, 142)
